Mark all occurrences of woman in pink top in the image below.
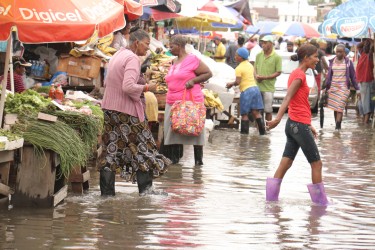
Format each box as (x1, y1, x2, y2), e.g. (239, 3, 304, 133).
(266, 44, 329, 206)
(99, 28, 171, 196)
(163, 35, 212, 166)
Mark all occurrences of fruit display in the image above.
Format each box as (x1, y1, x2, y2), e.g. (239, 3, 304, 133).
(202, 89, 224, 111)
(149, 52, 173, 94)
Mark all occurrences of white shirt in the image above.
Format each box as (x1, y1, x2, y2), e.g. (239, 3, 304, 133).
(249, 44, 262, 63)
(111, 32, 127, 50)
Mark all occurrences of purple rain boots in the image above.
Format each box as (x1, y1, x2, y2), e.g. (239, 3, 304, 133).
(266, 177, 282, 201)
(307, 182, 329, 206)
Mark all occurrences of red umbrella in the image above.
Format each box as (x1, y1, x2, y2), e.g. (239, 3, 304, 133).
(115, 0, 143, 21)
(0, 0, 126, 126)
(0, 0, 125, 43)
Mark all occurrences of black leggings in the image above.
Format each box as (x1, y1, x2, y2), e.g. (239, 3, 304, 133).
(282, 119, 321, 163)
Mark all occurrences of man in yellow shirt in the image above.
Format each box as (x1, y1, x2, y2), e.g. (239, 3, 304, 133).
(211, 36, 226, 62)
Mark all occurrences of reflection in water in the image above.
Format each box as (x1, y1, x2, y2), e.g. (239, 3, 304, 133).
(0, 109, 374, 249)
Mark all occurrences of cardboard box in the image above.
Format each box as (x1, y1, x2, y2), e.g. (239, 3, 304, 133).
(69, 76, 99, 87)
(57, 55, 101, 79)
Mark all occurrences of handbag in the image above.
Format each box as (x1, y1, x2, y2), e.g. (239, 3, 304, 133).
(170, 89, 206, 136)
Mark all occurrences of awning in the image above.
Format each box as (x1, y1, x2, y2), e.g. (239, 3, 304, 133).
(139, 0, 181, 13)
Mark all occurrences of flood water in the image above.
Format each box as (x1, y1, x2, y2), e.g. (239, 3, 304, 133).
(1, 109, 375, 250)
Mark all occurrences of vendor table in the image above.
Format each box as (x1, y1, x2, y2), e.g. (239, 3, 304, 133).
(0, 150, 13, 198)
(12, 144, 67, 207)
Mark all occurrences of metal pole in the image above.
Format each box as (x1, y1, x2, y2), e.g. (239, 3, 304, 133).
(0, 35, 12, 128)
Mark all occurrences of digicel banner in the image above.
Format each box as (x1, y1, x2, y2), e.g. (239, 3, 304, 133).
(0, 0, 125, 43)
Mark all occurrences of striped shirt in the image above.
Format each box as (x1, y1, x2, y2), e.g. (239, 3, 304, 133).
(0, 72, 25, 93)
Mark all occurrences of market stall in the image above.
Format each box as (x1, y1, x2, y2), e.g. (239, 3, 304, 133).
(0, 88, 104, 206)
(0, 0, 125, 207)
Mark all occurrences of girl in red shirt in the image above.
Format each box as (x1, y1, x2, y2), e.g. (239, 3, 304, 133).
(265, 44, 329, 206)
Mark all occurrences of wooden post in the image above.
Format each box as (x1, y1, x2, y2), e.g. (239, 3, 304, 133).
(68, 165, 90, 194)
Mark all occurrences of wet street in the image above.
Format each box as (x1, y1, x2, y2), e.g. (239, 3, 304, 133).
(1, 109, 374, 250)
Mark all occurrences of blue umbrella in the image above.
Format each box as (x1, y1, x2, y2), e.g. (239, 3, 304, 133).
(246, 21, 279, 35)
(319, 0, 375, 38)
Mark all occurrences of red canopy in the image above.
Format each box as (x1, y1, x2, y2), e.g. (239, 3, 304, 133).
(0, 0, 126, 43)
(115, 0, 143, 21)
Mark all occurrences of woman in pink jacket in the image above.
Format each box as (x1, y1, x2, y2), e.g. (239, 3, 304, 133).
(99, 28, 171, 196)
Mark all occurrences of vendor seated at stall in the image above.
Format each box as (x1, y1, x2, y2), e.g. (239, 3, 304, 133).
(0, 56, 31, 93)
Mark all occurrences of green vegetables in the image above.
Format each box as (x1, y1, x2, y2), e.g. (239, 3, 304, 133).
(48, 110, 102, 156)
(21, 120, 87, 178)
(0, 129, 21, 141)
(5, 89, 51, 114)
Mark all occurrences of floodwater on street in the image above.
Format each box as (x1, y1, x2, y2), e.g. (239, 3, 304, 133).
(0, 109, 374, 250)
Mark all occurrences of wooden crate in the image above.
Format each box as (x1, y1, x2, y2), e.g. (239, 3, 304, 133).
(12, 145, 67, 207)
(154, 93, 166, 110)
(0, 150, 14, 197)
(68, 165, 90, 194)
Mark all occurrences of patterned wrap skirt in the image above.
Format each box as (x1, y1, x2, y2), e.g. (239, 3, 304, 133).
(99, 109, 171, 181)
(327, 82, 350, 112)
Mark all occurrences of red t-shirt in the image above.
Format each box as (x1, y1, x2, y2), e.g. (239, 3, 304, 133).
(356, 53, 374, 82)
(288, 68, 311, 125)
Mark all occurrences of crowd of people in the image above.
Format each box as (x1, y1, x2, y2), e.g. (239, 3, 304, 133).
(1, 20, 373, 204)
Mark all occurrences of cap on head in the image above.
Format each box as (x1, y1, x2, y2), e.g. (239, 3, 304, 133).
(260, 35, 274, 43)
(237, 47, 249, 60)
(13, 57, 32, 67)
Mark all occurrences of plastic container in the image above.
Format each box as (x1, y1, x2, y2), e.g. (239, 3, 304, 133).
(49, 84, 56, 99)
(55, 84, 64, 101)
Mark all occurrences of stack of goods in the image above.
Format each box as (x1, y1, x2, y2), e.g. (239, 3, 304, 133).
(202, 89, 224, 111)
(149, 52, 172, 94)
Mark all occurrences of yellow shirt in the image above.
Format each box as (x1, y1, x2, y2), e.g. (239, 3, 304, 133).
(215, 42, 226, 62)
(235, 60, 257, 92)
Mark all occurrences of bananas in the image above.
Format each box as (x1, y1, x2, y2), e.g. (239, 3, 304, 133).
(149, 52, 173, 94)
(203, 89, 224, 111)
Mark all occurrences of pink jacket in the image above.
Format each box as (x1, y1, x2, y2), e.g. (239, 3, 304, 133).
(102, 48, 145, 121)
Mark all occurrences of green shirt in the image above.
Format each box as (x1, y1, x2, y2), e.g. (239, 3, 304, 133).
(254, 49, 282, 92)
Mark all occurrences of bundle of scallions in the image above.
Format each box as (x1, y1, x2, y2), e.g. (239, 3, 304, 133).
(13, 117, 88, 178)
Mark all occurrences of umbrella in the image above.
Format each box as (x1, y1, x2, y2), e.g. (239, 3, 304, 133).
(246, 21, 279, 35)
(211, 7, 246, 31)
(115, 0, 143, 21)
(139, 0, 181, 13)
(0, 0, 126, 127)
(272, 22, 320, 38)
(319, 0, 375, 38)
(224, 0, 252, 25)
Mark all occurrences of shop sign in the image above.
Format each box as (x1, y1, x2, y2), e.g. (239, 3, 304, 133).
(335, 16, 368, 37)
(2, 0, 118, 23)
(141, 0, 159, 6)
(166, 0, 177, 12)
(321, 18, 337, 36)
(0, 4, 11, 16)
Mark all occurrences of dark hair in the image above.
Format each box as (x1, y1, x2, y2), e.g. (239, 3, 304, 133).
(291, 44, 317, 62)
(128, 28, 149, 46)
(309, 39, 319, 49)
(170, 35, 187, 47)
(238, 36, 245, 46)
